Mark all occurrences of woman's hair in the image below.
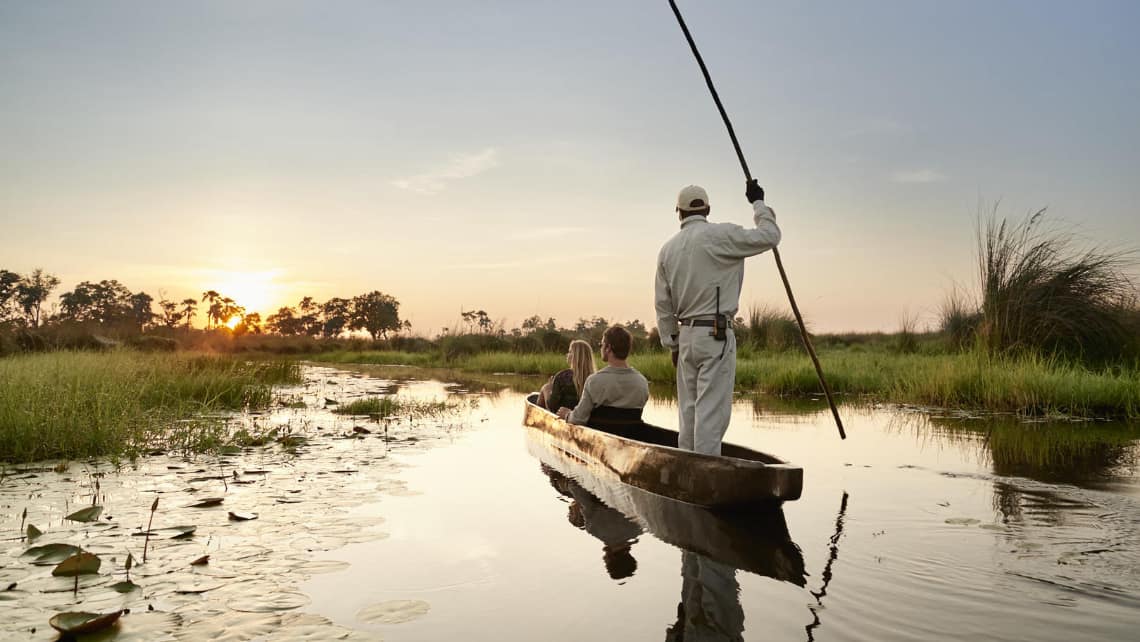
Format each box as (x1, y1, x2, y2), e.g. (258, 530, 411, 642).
(568, 339, 596, 395)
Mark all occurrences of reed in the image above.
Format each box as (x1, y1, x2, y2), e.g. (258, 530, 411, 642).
(0, 351, 301, 463)
(975, 209, 1137, 362)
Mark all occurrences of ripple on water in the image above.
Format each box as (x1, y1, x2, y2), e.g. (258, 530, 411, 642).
(356, 599, 432, 625)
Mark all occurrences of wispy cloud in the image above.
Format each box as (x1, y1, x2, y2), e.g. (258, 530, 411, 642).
(890, 169, 947, 184)
(391, 147, 499, 194)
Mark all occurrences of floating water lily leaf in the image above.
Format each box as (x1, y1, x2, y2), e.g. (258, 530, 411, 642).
(66, 505, 104, 522)
(175, 582, 224, 594)
(169, 525, 197, 539)
(49, 610, 123, 635)
(187, 497, 225, 508)
(26, 524, 43, 540)
(110, 580, 140, 593)
(190, 555, 210, 566)
(324, 398, 339, 405)
(227, 591, 311, 613)
(25, 543, 82, 565)
(228, 512, 258, 521)
(945, 517, 981, 526)
(53, 551, 101, 577)
(352, 426, 371, 435)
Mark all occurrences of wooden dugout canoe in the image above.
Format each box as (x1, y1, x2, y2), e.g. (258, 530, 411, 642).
(522, 393, 803, 506)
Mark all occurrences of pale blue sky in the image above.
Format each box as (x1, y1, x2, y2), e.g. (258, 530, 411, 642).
(2, 1, 1138, 332)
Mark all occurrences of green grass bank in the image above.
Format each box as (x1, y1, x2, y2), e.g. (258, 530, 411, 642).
(312, 348, 1140, 419)
(0, 351, 300, 463)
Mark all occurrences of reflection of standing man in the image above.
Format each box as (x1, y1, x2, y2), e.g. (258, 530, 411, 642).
(665, 551, 745, 642)
(655, 181, 780, 454)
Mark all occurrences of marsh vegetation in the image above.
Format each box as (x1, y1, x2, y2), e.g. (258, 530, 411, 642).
(0, 352, 300, 463)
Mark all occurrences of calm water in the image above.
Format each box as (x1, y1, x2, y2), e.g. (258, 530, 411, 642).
(3, 365, 1139, 640)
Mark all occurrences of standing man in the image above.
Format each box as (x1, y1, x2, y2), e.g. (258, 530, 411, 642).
(655, 180, 780, 455)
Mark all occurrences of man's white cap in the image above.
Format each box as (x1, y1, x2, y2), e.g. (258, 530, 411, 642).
(676, 185, 709, 212)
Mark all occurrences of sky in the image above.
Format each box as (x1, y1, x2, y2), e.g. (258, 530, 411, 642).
(2, 1, 1138, 333)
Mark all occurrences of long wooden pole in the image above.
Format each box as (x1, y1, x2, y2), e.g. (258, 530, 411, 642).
(667, 0, 846, 439)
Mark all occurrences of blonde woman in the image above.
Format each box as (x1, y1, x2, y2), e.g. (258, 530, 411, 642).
(539, 339, 596, 413)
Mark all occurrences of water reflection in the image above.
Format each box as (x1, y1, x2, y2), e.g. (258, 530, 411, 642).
(889, 411, 1140, 487)
(543, 464, 642, 580)
(665, 552, 745, 642)
(805, 492, 849, 642)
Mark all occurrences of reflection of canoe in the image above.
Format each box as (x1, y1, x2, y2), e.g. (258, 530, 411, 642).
(522, 393, 802, 506)
(527, 428, 806, 585)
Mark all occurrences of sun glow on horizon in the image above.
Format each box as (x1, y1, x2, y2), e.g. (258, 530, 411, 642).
(225, 315, 241, 329)
(199, 269, 284, 317)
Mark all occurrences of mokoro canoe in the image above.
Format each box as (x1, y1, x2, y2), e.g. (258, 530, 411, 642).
(522, 393, 802, 506)
(527, 429, 806, 583)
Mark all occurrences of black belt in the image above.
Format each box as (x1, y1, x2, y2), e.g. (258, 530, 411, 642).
(682, 318, 731, 328)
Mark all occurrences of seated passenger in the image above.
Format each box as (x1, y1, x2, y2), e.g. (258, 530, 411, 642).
(539, 339, 595, 411)
(557, 326, 650, 427)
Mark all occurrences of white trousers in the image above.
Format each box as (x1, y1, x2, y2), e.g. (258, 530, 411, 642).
(676, 326, 735, 456)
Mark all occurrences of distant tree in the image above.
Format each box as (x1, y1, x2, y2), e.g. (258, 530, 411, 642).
(217, 297, 244, 328)
(234, 311, 262, 336)
(16, 269, 60, 328)
(351, 291, 402, 340)
(59, 279, 132, 324)
(200, 290, 221, 329)
(266, 306, 303, 335)
(321, 297, 352, 338)
(0, 269, 21, 323)
(157, 296, 182, 329)
(461, 309, 493, 334)
(129, 292, 155, 331)
(298, 296, 322, 337)
(623, 319, 648, 339)
(571, 316, 610, 346)
(179, 298, 198, 330)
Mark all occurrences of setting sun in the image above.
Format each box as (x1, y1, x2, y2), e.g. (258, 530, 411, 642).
(225, 316, 241, 329)
(199, 269, 283, 317)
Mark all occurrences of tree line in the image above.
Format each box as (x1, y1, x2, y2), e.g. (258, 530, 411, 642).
(0, 268, 406, 340)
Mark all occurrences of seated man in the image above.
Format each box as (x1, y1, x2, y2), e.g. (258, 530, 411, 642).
(557, 325, 650, 428)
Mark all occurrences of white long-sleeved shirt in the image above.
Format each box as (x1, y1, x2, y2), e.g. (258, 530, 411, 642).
(655, 200, 781, 350)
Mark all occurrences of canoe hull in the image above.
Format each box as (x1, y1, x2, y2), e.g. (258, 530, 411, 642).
(522, 394, 802, 506)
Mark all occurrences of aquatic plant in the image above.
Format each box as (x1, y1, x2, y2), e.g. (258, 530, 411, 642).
(0, 351, 302, 462)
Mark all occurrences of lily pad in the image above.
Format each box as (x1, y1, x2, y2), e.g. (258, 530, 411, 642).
(25, 543, 82, 565)
(945, 517, 981, 526)
(26, 524, 43, 540)
(190, 555, 210, 566)
(49, 610, 123, 635)
(66, 505, 104, 523)
(228, 591, 311, 612)
(133, 525, 197, 539)
(228, 512, 258, 521)
(187, 497, 225, 508)
(109, 580, 141, 593)
(53, 551, 101, 577)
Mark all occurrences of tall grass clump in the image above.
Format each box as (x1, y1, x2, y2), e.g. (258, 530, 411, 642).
(939, 286, 981, 351)
(976, 208, 1137, 363)
(0, 351, 301, 463)
(743, 305, 801, 352)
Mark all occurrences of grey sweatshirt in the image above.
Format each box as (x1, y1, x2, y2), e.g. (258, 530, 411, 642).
(568, 366, 650, 425)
